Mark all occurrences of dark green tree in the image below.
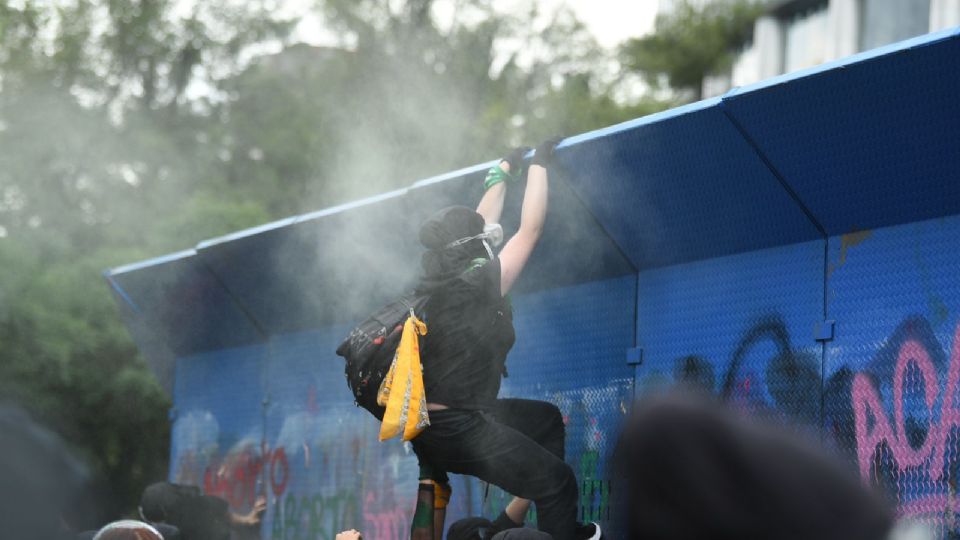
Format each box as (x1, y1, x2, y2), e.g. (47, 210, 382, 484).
(0, 0, 291, 520)
(216, 0, 670, 212)
(0, 0, 670, 523)
(621, 0, 764, 100)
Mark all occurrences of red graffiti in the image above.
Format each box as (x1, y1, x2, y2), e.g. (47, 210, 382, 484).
(269, 447, 289, 496)
(852, 321, 960, 510)
(202, 445, 290, 509)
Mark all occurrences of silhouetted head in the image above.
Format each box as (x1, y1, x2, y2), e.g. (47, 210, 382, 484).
(419, 206, 486, 250)
(139, 482, 200, 523)
(93, 520, 163, 540)
(0, 404, 91, 540)
(614, 393, 892, 540)
(418, 206, 497, 291)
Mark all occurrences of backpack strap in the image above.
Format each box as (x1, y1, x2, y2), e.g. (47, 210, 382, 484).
(401, 293, 432, 324)
(463, 258, 488, 275)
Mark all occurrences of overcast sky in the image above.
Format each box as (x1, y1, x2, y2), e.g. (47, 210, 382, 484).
(289, 0, 660, 50)
(534, 0, 659, 47)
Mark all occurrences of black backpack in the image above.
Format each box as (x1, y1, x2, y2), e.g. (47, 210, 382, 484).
(335, 292, 429, 419)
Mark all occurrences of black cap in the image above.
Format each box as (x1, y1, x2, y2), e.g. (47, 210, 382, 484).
(139, 482, 199, 522)
(447, 517, 494, 540)
(419, 206, 485, 250)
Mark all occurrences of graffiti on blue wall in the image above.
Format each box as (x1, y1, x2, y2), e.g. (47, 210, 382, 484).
(171, 378, 632, 538)
(637, 315, 821, 427)
(172, 317, 960, 537)
(637, 309, 960, 531)
(829, 318, 960, 522)
(165, 218, 960, 538)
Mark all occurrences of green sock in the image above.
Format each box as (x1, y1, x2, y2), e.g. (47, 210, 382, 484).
(411, 484, 435, 535)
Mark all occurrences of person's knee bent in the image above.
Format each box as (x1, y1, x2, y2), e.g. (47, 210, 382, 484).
(549, 461, 577, 495)
(544, 403, 563, 430)
(542, 404, 566, 458)
(529, 401, 564, 442)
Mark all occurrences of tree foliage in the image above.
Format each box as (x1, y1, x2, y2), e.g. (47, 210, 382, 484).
(0, 0, 669, 522)
(0, 0, 293, 521)
(621, 0, 764, 100)
(219, 0, 669, 209)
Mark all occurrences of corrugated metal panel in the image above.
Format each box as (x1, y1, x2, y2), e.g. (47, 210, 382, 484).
(633, 240, 825, 428)
(823, 215, 960, 534)
(169, 344, 267, 514)
(107, 251, 264, 387)
(195, 189, 419, 335)
(558, 99, 822, 270)
(724, 28, 960, 236)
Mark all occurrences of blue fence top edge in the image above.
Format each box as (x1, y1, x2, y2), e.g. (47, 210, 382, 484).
(724, 25, 960, 98)
(105, 29, 959, 277)
(107, 248, 197, 276)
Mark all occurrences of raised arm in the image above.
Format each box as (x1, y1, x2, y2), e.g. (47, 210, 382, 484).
(475, 174, 507, 225)
(498, 137, 560, 296)
(476, 147, 530, 225)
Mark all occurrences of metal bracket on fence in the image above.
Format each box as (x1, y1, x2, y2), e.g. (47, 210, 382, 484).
(815, 320, 836, 342)
(626, 347, 643, 366)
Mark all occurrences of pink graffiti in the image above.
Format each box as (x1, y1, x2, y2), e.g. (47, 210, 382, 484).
(362, 490, 410, 540)
(853, 322, 960, 500)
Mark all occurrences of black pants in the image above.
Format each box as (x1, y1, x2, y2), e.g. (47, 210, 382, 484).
(412, 399, 577, 540)
(492, 529, 553, 540)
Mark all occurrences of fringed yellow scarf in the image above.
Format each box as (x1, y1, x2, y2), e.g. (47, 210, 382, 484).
(377, 313, 429, 441)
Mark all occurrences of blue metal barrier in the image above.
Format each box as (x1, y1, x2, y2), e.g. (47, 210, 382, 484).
(107, 28, 960, 539)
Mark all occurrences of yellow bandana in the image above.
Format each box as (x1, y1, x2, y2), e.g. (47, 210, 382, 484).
(377, 314, 430, 441)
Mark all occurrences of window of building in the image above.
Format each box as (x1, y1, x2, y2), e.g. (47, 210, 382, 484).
(783, 4, 831, 73)
(731, 41, 761, 87)
(859, 0, 931, 51)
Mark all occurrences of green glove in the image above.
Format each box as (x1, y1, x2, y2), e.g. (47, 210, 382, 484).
(484, 146, 531, 190)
